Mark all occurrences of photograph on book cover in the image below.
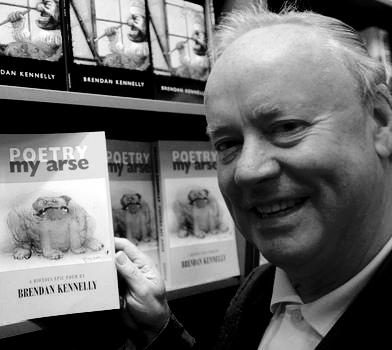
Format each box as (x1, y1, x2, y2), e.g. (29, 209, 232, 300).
(107, 139, 159, 270)
(67, 0, 153, 97)
(165, 177, 235, 248)
(110, 181, 159, 266)
(359, 26, 392, 86)
(148, 0, 212, 102)
(0, 178, 112, 270)
(0, 0, 66, 89)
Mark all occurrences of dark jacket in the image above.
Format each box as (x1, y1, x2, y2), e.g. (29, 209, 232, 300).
(148, 250, 392, 349)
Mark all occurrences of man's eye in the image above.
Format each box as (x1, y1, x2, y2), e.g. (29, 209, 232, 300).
(267, 120, 309, 144)
(271, 121, 307, 133)
(214, 140, 241, 164)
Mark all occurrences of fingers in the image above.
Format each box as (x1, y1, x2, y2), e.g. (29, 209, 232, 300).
(115, 250, 147, 292)
(115, 237, 146, 263)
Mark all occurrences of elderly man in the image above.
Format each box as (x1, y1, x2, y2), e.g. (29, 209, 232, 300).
(115, 3, 392, 349)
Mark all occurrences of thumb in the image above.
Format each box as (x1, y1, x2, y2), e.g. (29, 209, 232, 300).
(115, 251, 144, 291)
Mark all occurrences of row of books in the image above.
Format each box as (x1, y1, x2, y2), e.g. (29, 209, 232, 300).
(0, 132, 240, 327)
(108, 138, 240, 292)
(0, 0, 215, 104)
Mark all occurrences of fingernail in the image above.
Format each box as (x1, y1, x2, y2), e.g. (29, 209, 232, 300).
(116, 251, 127, 265)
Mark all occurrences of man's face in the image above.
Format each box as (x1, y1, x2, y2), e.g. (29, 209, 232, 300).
(126, 10, 146, 42)
(36, 0, 60, 30)
(205, 25, 386, 272)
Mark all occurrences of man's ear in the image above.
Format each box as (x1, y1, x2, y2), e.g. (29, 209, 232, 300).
(373, 84, 392, 158)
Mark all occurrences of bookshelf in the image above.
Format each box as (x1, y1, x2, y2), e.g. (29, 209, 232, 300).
(0, 85, 205, 115)
(0, 84, 249, 345)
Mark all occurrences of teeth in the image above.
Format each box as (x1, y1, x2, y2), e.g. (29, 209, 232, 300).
(256, 198, 304, 216)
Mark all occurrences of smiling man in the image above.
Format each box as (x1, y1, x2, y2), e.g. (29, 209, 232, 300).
(114, 3, 392, 350)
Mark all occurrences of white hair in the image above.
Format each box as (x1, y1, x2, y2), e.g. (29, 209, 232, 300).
(213, 2, 390, 108)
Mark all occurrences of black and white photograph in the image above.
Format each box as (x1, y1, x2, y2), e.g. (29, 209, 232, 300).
(0, 178, 112, 271)
(0, 0, 63, 62)
(148, 0, 212, 102)
(67, 0, 153, 97)
(165, 178, 234, 248)
(0, 0, 67, 89)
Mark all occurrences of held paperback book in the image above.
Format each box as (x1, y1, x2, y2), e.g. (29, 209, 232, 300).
(147, 0, 213, 103)
(107, 139, 159, 271)
(0, 0, 67, 90)
(152, 140, 240, 291)
(0, 132, 119, 326)
(65, 0, 153, 98)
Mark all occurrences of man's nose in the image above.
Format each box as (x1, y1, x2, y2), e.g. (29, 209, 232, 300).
(233, 141, 281, 187)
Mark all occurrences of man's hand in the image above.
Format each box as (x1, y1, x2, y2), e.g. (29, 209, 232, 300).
(115, 237, 170, 343)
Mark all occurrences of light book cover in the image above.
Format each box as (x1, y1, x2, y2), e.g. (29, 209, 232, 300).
(152, 140, 240, 291)
(107, 139, 159, 271)
(0, 0, 67, 90)
(0, 132, 119, 326)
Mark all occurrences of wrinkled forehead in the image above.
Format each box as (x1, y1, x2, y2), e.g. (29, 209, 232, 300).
(204, 24, 357, 123)
(206, 24, 334, 89)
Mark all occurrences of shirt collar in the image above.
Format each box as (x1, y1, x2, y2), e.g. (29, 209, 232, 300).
(270, 236, 392, 337)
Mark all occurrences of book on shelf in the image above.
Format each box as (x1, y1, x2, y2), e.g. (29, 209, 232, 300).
(152, 140, 240, 291)
(359, 26, 392, 86)
(0, 132, 119, 327)
(107, 139, 159, 271)
(0, 0, 67, 90)
(147, 0, 214, 103)
(64, 0, 153, 98)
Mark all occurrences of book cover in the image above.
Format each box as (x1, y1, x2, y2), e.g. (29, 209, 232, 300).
(0, 132, 119, 326)
(359, 26, 392, 86)
(147, 0, 213, 103)
(65, 0, 153, 98)
(0, 0, 67, 90)
(152, 140, 240, 291)
(107, 139, 159, 271)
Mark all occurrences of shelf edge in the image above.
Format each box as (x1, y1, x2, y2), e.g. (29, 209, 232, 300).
(0, 85, 206, 115)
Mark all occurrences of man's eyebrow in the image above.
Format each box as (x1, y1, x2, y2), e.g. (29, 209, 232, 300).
(251, 104, 283, 120)
(205, 124, 233, 140)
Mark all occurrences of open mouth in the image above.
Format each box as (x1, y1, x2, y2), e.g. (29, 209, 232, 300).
(36, 206, 69, 216)
(37, 11, 50, 24)
(123, 203, 141, 210)
(254, 197, 308, 219)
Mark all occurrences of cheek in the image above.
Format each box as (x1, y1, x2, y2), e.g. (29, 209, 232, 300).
(217, 164, 237, 201)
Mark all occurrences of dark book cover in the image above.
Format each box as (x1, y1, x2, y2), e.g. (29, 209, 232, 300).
(0, 0, 67, 90)
(147, 0, 214, 104)
(65, 0, 153, 98)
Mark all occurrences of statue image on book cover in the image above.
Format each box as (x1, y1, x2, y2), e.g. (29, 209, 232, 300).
(70, 0, 149, 71)
(0, 0, 62, 61)
(148, 0, 210, 81)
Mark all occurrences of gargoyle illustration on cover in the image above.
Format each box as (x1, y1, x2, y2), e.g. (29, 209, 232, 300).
(7, 195, 104, 260)
(112, 192, 156, 245)
(174, 187, 228, 239)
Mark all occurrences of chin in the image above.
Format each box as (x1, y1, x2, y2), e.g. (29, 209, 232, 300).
(253, 229, 324, 270)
